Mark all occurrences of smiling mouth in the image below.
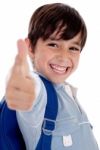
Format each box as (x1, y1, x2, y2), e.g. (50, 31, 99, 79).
(50, 64, 69, 74)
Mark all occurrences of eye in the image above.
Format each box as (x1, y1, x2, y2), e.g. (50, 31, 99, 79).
(47, 43, 58, 48)
(69, 47, 80, 52)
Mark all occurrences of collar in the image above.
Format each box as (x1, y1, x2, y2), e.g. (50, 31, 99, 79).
(64, 81, 78, 98)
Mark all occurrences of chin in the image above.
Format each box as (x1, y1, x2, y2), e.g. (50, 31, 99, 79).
(48, 77, 65, 84)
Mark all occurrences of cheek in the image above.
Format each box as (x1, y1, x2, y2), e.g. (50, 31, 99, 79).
(72, 56, 80, 69)
(34, 52, 48, 69)
(34, 56, 43, 69)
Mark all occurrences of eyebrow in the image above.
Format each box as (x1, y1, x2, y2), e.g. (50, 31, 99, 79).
(72, 41, 81, 47)
(49, 37, 81, 46)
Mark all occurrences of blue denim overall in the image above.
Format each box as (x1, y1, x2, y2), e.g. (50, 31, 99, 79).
(0, 76, 99, 150)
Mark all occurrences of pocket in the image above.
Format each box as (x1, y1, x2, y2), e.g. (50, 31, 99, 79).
(51, 117, 99, 150)
(51, 117, 81, 150)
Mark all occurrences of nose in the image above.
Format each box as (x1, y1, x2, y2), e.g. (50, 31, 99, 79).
(56, 48, 71, 65)
(58, 47, 70, 60)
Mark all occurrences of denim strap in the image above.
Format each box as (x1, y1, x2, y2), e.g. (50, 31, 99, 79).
(36, 76, 58, 150)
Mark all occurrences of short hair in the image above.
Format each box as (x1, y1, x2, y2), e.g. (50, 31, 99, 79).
(28, 3, 87, 51)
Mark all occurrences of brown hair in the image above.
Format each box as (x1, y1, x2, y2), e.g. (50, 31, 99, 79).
(28, 3, 87, 51)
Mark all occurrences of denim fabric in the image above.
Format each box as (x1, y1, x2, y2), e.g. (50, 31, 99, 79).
(17, 74, 99, 150)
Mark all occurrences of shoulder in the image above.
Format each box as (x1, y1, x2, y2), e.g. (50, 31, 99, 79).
(64, 81, 78, 99)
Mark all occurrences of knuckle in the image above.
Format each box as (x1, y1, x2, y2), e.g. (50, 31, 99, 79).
(6, 92, 13, 101)
(7, 101, 15, 109)
(28, 94, 35, 102)
(21, 103, 32, 110)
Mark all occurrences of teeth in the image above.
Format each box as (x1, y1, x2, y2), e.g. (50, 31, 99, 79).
(50, 64, 67, 74)
(51, 64, 66, 70)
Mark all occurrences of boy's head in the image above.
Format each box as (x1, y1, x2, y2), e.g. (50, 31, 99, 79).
(26, 3, 87, 83)
(28, 3, 87, 50)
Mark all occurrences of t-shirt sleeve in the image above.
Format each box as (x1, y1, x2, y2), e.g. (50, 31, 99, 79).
(16, 71, 47, 127)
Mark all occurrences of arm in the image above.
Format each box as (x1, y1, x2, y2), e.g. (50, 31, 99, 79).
(5, 39, 47, 149)
(5, 39, 38, 111)
(5, 39, 47, 125)
(16, 72, 47, 127)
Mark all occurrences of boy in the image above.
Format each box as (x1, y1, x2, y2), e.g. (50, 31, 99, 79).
(0, 3, 99, 150)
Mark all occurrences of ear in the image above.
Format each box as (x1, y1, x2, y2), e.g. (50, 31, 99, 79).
(25, 38, 35, 59)
(25, 38, 32, 52)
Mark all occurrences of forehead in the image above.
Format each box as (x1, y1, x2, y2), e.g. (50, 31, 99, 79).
(46, 23, 81, 42)
(49, 30, 82, 44)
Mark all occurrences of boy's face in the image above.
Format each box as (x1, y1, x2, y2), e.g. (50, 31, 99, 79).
(28, 32, 81, 83)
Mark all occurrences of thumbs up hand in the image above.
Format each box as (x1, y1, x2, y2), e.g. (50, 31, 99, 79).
(5, 39, 36, 111)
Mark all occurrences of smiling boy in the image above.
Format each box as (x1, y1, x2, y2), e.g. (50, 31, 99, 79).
(30, 33, 81, 83)
(0, 3, 99, 150)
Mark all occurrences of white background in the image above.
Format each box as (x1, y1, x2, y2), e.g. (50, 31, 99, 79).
(0, 0, 100, 147)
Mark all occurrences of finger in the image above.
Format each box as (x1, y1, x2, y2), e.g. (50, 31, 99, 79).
(6, 89, 35, 110)
(7, 76, 35, 94)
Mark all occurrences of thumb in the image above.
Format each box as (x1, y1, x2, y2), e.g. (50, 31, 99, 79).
(17, 39, 28, 63)
(13, 39, 30, 76)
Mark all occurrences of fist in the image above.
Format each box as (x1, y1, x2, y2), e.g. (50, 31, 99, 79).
(5, 39, 35, 111)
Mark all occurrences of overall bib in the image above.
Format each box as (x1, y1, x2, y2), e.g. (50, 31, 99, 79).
(0, 76, 99, 150)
